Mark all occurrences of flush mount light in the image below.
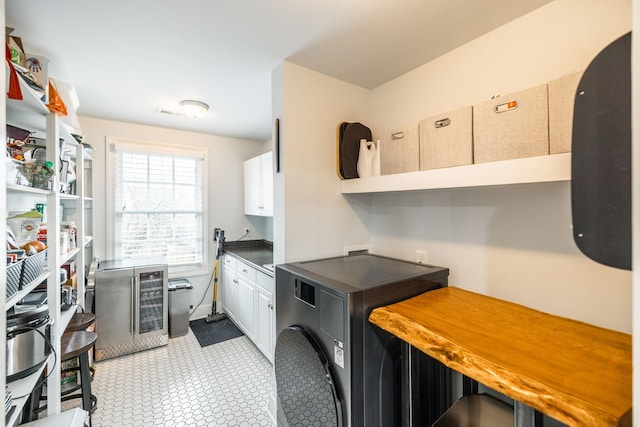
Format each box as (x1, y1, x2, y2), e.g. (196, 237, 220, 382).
(180, 100, 209, 118)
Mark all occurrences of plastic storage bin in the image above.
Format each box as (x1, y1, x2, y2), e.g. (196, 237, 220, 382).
(21, 250, 47, 287)
(6, 260, 23, 299)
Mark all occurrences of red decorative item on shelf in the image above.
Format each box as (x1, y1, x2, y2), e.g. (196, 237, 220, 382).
(6, 43, 23, 100)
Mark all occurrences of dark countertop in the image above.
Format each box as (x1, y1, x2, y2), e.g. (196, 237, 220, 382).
(223, 239, 273, 276)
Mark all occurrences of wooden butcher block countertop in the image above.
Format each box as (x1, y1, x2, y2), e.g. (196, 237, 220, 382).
(368, 287, 631, 426)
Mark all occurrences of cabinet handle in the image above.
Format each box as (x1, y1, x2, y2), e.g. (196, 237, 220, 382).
(268, 304, 273, 310)
(130, 277, 135, 334)
(434, 118, 451, 128)
(243, 269, 248, 273)
(494, 100, 518, 113)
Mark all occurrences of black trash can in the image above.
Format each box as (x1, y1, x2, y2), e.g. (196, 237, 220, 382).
(168, 279, 193, 338)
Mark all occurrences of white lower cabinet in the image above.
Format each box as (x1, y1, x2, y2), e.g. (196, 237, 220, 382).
(222, 254, 275, 362)
(237, 275, 255, 340)
(222, 258, 238, 321)
(255, 273, 274, 362)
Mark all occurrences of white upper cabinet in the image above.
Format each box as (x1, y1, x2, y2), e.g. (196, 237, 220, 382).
(244, 155, 262, 216)
(244, 151, 273, 217)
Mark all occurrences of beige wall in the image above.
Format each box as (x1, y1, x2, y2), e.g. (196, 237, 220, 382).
(365, 0, 632, 332)
(272, 62, 371, 264)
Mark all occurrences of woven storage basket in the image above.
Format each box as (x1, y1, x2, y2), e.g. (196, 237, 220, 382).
(6, 260, 23, 299)
(20, 250, 46, 287)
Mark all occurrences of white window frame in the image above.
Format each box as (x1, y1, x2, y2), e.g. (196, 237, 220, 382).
(106, 136, 209, 276)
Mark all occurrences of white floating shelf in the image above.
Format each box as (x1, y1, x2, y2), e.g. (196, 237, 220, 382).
(340, 153, 571, 194)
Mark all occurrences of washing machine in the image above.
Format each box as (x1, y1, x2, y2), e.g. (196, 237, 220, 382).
(275, 253, 449, 427)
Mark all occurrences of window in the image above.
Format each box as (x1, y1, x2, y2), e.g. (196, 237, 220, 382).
(107, 138, 207, 274)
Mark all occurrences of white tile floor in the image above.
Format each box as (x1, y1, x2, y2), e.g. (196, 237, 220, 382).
(83, 330, 273, 427)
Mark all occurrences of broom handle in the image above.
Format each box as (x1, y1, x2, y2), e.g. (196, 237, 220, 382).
(212, 259, 219, 305)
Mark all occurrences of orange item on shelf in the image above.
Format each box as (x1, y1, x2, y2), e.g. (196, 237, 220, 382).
(46, 79, 67, 115)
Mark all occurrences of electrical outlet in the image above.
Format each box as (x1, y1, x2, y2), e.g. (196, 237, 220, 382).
(416, 250, 428, 264)
(243, 226, 250, 236)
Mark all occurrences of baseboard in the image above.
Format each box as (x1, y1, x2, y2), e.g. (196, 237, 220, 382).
(189, 303, 213, 321)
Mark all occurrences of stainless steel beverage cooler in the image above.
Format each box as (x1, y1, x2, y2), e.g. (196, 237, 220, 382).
(94, 258, 168, 360)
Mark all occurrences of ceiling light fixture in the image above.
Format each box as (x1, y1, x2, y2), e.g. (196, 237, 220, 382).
(180, 100, 209, 118)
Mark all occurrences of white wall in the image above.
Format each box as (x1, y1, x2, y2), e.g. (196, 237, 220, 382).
(79, 116, 264, 318)
(273, 0, 631, 332)
(369, 0, 631, 133)
(362, 183, 631, 331)
(257, 138, 274, 243)
(272, 64, 285, 264)
(363, 0, 632, 332)
(272, 62, 371, 264)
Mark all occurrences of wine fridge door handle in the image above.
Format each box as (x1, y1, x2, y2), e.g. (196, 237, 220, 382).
(130, 276, 135, 335)
(135, 275, 140, 335)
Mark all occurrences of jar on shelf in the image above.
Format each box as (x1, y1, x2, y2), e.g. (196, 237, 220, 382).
(61, 219, 77, 250)
(60, 231, 70, 253)
(17, 160, 55, 189)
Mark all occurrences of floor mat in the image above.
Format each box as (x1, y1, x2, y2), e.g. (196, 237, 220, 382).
(189, 317, 244, 347)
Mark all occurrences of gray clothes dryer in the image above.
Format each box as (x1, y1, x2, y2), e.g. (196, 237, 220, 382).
(275, 253, 449, 427)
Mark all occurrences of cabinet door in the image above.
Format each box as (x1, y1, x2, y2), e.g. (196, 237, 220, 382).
(256, 285, 274, 362)
(222, 266, 238, 320)
(260, 152, 274, 216)
(95, 268, 134, 348)
(237, 276, 255, 339)
(244, 155, 262, 215)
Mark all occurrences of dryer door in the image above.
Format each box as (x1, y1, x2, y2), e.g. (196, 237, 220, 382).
(275, 326, 343, 427)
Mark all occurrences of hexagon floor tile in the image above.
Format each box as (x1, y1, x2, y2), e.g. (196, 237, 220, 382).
(61, 330, 274, 426)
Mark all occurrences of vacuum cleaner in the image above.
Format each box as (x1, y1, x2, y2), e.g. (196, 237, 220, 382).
(205, 228, 227, 323)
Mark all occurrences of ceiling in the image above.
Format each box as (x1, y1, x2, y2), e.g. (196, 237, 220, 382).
(6, 0, 554, 142)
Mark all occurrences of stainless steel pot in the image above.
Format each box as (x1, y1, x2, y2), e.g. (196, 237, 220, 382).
(6, 304, 52, 383)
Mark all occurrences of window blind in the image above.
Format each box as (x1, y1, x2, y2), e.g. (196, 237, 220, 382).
(111, 142, 205, 269)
